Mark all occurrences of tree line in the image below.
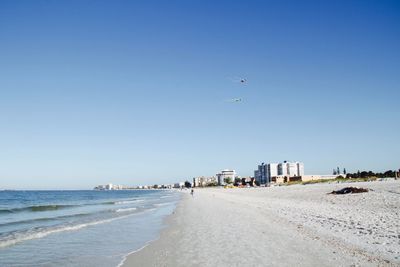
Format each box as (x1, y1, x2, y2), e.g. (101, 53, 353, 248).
(345, 170, 399, 179)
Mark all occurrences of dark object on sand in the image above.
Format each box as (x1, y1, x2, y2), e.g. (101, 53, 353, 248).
(329, 187, 369, 195)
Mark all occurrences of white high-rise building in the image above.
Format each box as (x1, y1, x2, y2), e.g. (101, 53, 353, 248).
(266, 163, 278, 183)
(277, 161, 304, 177)
(287, 162, 298, 177)
(297, 162, 305, 176)
(256, 161, 304, 184)
(278, 162, 289, 176)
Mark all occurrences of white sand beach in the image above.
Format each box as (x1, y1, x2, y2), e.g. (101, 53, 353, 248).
(123, 180, 400, 267)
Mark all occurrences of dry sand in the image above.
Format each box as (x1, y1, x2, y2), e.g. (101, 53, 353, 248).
(123, 180, 400, 267)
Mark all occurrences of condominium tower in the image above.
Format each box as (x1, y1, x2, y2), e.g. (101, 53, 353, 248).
(255, 161, 304, 185)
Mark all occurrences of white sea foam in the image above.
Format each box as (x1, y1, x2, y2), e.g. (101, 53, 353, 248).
(0, 204, 164, 249)
(0, 190, 179, 267)
(116, 207, 137, 213)
(154, 202, 172, 207)
(0, 213, 134, 249)
(117, 241, 153, 267)
(115, 199, 144, 205)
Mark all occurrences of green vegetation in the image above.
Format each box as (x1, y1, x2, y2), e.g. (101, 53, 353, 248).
(302, 176, 377, 185)
(286, 180, 302, 186)
(207, 181, 218, 187)
(184, 181, 192, 188)
(224, 177, 233, 184)
(346, 170, 398, 179)
(300, 169, 398, 186)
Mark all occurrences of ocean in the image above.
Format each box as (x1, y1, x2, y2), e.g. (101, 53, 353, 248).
(0, 190, 180, 267)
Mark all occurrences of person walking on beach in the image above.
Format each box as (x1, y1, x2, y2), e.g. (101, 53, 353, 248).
(191, 189, 194, 197)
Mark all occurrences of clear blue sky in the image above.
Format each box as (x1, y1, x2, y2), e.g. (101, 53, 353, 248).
(0, 0, 399, 189)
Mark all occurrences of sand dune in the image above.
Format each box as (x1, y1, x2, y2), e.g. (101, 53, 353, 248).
(123, 180, 400, 266)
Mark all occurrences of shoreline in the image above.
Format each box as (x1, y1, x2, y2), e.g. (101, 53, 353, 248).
(121, 191, 187, 267)
(123, 181, 400, 266)
(117, 240, 153, 267)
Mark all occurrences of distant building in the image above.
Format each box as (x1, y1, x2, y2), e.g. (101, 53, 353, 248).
(287, 162, 298, 177)
(255, 163, 267, 185)
(297, 162, 305, 176)
(216, 169, 236, 185)
(277, 162, 287, 176)
(94, 183, 126, 190)
(193, 176, 218, 187)
(93, 185, 106, 190)
(277, 161, 304, 177)
(254, 170, 260, 183)
(106, 183, 113, 190)
(240, 176, 256, 187)
(266, 163, 278, 182)
(174, 182, 185, 189)
(255, 161, 305, 185)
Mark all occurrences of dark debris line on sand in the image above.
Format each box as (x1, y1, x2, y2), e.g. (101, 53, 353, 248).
(329, 187, 369, 195)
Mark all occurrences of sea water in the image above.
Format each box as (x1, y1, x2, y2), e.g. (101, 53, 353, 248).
(0, 190, 180, 266)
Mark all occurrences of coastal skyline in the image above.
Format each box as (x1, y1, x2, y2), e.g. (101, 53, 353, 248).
(1, 0, 400, 189)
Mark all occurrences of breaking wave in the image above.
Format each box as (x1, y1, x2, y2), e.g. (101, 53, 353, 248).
(0, 204, 78, 213)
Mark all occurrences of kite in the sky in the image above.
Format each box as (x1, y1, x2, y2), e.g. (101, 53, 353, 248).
(228, 76, 247, 84)
(226, 98, 242, 103)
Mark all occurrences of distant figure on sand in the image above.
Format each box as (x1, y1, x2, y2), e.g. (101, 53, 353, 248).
(191, 189, 194, 197)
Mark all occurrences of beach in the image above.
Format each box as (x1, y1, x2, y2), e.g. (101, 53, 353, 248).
(123, 180, 400, 267)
